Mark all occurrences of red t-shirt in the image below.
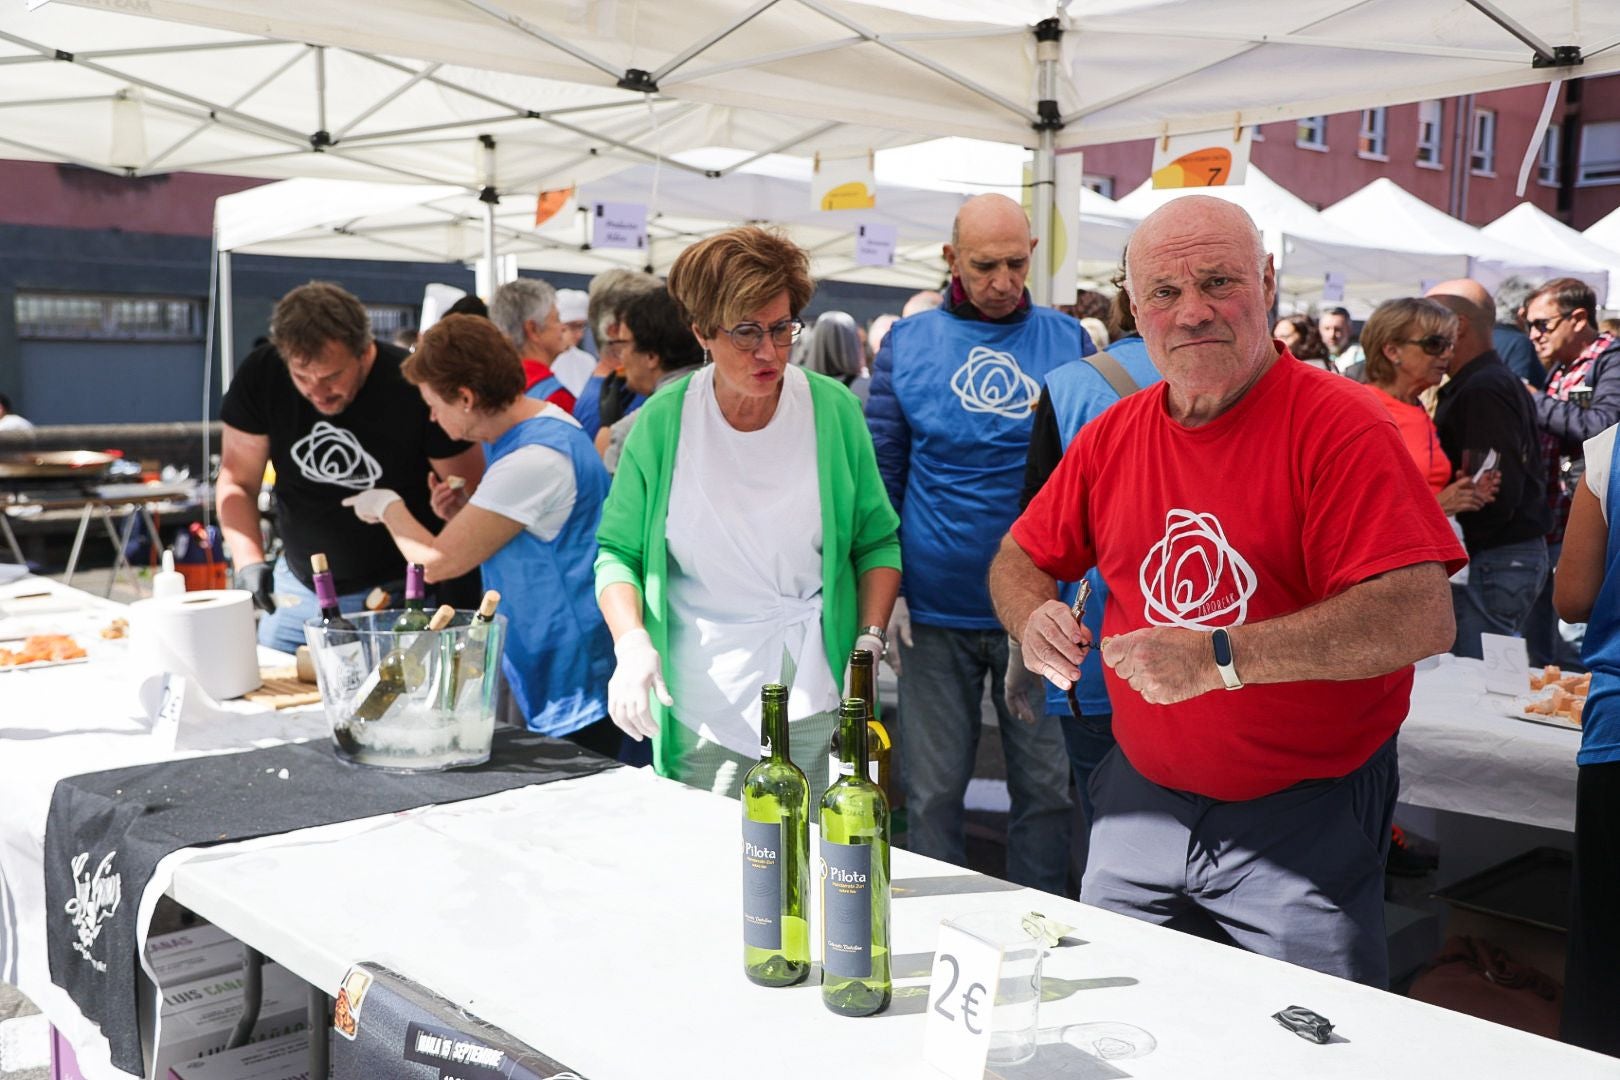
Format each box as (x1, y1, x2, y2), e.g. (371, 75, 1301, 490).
(1011, 352, 1466, 800)
(520, 358, 577, 414)
(1364, 383, 1452, 494)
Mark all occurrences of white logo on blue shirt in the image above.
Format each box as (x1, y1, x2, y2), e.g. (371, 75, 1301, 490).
(950, 345, 1040, 419)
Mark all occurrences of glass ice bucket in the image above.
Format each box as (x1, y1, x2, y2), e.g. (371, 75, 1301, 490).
(303, 610, 507, 772)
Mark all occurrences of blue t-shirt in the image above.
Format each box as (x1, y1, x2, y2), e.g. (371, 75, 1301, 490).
(1578, 424, 1620, 765)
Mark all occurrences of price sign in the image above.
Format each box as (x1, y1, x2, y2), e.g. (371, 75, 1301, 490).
(1322, 271, 1346, 302)
(1150, 126, 1252, 189)
(591, 202, 647, 250)
(854, 223, 898, 267)
(151, 673, 186, 749)
(1480, 633, 1531, 697)
(924, 921, 1003, 1079)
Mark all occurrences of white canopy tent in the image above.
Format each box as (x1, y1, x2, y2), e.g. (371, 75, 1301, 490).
(1321, 178, 1610, 301)
(38, 0, 1620, 302)
(1583, 205, 1620, 281)
(1115, 167, 1467, 311)
(1484, 202, 1620, 304)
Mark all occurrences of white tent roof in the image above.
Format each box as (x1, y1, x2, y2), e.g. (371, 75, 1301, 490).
(1115, 167, 1467, 304)
(1585, 203, 1620, 261)
(40, 0, 1620, 151)
(1484, 202, 1620, 302)
(1321, 178, 1610, 300)
(212, 147, 1140, 289)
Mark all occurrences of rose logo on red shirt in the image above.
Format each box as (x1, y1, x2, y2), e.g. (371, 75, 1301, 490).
(1139, 508, 1257, 629)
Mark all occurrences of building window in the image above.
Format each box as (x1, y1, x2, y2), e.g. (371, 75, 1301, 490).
(1296, 115, 1328, 151)
(1538, 125, 1561, 186)
(1470, 108, 1497, 175)
(14, 293, 203, 341)
(1250, 125, 1265, 142)
(1578, 121, 1620, 186)
(1082, 174, 1114, 199)
(1358, 107, 1388, 159)
(364, 304, 416, 340)
(1416, 99, 1444, 168)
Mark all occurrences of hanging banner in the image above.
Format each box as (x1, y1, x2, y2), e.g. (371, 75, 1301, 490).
(812, 151, 876, 212)
(1322, 271, 1346, 302)
(592, 202, 647, 250)
(533, 185, 574, 228)
(854, 223, 898, 267)
(1151, 126, 1252, 189)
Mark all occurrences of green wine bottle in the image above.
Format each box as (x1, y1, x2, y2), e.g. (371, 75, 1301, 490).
(351, 604, 455, 722)
(741, 683, 810, 987)
(393, 564, 430, 631)
(819, 696, 891, 1017)
(847, 648, 891, 794)
(444, 590, 500, 710)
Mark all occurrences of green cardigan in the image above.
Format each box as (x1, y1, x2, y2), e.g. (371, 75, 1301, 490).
(594, 369, 902, 775)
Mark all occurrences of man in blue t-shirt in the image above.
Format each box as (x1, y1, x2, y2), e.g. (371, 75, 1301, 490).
(866, 194, 1092, 893)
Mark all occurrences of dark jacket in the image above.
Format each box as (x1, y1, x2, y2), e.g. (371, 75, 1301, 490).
(1434, 350, 1550, 554)
(1535, 333, 1620, 458)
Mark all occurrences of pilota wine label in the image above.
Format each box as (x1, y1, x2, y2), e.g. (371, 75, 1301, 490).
(821, 840, 872, 978)
(742, 819, 784, 950)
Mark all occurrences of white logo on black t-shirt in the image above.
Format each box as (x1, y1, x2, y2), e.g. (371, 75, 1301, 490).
(1139, 508, 1258, 629)
(290, 421, 384, 490)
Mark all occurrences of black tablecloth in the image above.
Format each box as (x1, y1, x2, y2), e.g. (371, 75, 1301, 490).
(44, 730, 617, 1075)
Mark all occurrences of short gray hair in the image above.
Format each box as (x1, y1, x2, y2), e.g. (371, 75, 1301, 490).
(489, 278, 556, 349)
(586, 268, 661, 341)
(1494, 276, 1537, 325)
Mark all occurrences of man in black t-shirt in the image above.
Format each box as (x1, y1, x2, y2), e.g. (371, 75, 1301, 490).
(217, 282, 485, 652)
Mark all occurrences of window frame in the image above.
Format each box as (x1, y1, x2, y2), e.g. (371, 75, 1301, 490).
(1538, 125, 1561, 187)
(1416, 99, 1444, 169)
(1296, 115, 1329, 152)
(1470, 107, 1497, 177)
(1577, 120, 1620, 187)
(14, 292, 205, 343)
(1358, 107, 1389, 160)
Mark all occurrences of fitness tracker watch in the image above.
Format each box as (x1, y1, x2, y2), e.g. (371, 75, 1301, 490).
(1212, 628, 1242, 690)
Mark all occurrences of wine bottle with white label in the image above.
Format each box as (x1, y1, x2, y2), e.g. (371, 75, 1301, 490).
(741, 683, 810, 987)
(351, 604, 456, 722)
(819, 696, 891, 1016)
(847, 648, 891, 794)
(312, 552, 365, 753)
(393, 563, 430, 631)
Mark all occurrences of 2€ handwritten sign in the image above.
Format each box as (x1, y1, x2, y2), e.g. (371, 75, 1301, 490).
(1480, 632, 1531, 697)
(924, 921, 1003, 1079)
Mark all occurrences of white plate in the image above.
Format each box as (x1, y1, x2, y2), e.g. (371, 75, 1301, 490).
(1492, 692, 1583, 730)
(0, 655, 90, 673)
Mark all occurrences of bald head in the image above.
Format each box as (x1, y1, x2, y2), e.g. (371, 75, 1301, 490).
(1125, 196, 1266, 294)
(1424, 279, 1493, 369)
(945, 193, 1035, 319)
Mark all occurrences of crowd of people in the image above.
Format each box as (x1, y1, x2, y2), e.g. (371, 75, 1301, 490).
(213, 192, 1617, 1056)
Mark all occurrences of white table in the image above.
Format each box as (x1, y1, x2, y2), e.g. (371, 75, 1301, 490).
(163, 764, 1620, 1080)
(1400, 655, 1581, 833)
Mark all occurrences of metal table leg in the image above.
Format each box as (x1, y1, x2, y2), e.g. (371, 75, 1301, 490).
(308, 988, 331, 1078)
(0, 511, 24, 565)
(61, 503, 94, 588)
(101, 508, 143, 599)
(226, 945, 264, 1050)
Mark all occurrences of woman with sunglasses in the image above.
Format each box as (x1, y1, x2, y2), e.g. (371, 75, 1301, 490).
(594, 226, 901, 805)
(1361, 298, 1495, 516)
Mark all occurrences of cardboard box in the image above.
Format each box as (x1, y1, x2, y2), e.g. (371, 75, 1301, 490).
(145, 924, 245, 988)
(153, 964, 310, 1080)
(167, 1030, 311, 1080)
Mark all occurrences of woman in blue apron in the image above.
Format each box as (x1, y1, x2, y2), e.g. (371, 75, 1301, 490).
(1550, 419, 1620, 1056)
(340, 314, 616, 756)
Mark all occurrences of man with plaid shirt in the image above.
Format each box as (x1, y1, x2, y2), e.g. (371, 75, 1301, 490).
(1525, 277, 1620, 668)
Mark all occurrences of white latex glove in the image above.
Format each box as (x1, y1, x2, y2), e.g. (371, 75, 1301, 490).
(607, 628, 673, 741)
(853, 632, 886, 665)
(340, 488, 403, 524)
(1004, 639, 1038, 725)
(884, 597, 913, 676)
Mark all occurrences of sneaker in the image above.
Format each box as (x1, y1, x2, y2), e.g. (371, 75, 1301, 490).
(1386, 825, 1439, 877)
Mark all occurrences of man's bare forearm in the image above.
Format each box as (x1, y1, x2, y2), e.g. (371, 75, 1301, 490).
(215, 482, 265, 567)
(1230, 562, 1454, 685)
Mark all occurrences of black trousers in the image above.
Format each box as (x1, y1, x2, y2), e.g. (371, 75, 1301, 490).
(1563, 759, 1620, 1056)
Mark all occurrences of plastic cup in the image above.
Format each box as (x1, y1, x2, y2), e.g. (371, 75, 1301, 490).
(950, 909, 1046, 1066)
(303, 609, 506, 772)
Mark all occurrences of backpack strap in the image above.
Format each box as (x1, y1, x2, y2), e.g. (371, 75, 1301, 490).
(1080, 349, 1141, 399)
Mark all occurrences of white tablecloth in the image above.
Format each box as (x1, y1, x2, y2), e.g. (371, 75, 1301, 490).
(161, 765, 1620, 1079)
(1399, 655, 1581, 832)
(0, 576, 323, 1080)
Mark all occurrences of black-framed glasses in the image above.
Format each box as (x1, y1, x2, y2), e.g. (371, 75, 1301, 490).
(1527, 313, 1571, 336)
(1401, 335, 1453, 357)
(719, 318, 802, 351)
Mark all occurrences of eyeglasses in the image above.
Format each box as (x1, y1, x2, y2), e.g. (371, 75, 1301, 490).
(1526, 313, 1570, 336)
(719, 318, 802, 352)
(1401, 335, 1453, 357)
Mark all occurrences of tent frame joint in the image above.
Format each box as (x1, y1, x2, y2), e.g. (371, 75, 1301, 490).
(1532, 45, 1583, 69)
(309, 129, 333, 150)
(1034, 99, 1064, 132)
(617, 69, 659, 93)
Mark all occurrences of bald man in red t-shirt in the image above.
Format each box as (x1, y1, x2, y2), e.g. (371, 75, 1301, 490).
(990, 197, 1464, 987)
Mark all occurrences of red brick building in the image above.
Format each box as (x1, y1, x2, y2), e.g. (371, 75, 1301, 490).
(1080, 74, 1620, 230)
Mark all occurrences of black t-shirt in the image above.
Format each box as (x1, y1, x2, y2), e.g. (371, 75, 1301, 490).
(220, 340, 473, 593)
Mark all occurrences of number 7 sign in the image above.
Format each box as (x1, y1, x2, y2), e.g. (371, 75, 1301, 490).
(924, 922, 1004, 1078)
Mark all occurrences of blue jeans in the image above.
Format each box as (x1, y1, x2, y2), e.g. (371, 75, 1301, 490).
(256, 556, 375, 654)
(1524, 541, 1586, 670)
(1451, 538, 1548, 660)
(1058, 712, 1114, 825)
(898, 623, 1072, 893)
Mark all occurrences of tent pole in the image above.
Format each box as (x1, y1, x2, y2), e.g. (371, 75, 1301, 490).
(219, 249, 234, 392)
(480, 133, 499, 292)
(1030, 19, 1065, 307)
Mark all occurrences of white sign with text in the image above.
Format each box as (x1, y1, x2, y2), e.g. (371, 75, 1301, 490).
(1480, 633, 1531, 696)
(591, 202, 647, 250)
(924, 921, 1002, 1079)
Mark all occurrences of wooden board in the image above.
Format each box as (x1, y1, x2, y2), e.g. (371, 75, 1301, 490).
(241, 665, 322, 709)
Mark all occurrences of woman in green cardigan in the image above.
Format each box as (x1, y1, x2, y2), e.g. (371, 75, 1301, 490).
(594, 226, 901, 805)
